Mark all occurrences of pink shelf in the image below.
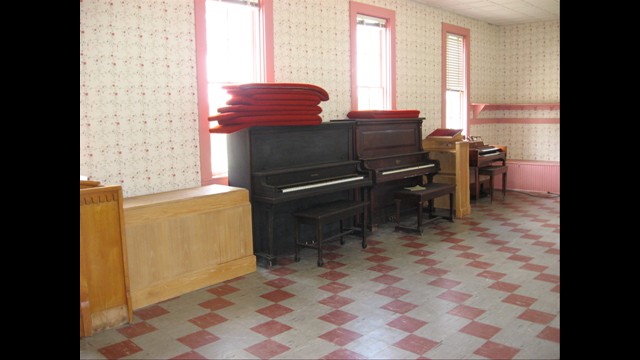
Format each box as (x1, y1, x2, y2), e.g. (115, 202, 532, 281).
(471, 102, 560, 119)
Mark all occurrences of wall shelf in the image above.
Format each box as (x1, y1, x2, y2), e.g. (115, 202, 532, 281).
(471, 102, 560, 120)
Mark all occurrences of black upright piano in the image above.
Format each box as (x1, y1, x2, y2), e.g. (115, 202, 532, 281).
(227, 122, 372, 267)
(332, 118, 440, 226)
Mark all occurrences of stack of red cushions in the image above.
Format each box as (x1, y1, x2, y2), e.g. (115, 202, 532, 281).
(209, 83, 329, 134)
(346, 110, 421, 119)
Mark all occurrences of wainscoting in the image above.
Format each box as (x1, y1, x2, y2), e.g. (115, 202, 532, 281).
(496, 159, 559, 194)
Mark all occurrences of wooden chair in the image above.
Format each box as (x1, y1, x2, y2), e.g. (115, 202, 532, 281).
(478, 165, 507, 203)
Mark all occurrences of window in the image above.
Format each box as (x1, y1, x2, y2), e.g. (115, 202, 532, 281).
(442, 23, 470, 136)
(350, 2, 396, 110)
(195, 0, 273, 185)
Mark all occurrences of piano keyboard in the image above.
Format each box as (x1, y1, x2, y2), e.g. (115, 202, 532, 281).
(479, 152, 500, 157)
(280, 176, 365, 193)
(381, 164, 435, 176)
(478, 147, 499, 154)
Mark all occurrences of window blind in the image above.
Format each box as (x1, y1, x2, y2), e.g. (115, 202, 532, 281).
(357, 14, 386, 28)
(446, 33, 464, 92)
(213, 0, 258, 7)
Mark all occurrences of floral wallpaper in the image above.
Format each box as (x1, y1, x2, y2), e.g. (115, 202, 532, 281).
(497, 21, 560, 103)
(472, 20, 560, 161)
(80, 0, 201, 197)
(80, 0, 558, 197)
(271, 0, 500, 136)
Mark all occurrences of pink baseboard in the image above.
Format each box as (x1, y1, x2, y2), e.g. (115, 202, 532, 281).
(494, 160, 559, 194)
(470, 117, 560, 124)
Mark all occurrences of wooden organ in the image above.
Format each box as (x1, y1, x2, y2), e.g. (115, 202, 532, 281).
(422, 129, 471, 218)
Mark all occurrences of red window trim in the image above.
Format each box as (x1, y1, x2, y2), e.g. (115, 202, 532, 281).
(194, 0, 274, 186)
(349, 1, 396, 111)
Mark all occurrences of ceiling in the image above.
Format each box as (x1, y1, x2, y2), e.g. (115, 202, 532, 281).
(412, 0, 560, 25)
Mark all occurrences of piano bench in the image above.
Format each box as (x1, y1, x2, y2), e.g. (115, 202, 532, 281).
(478, 165, 507, 204)
(293, 200, 369, 267)
(394, 183, 456, 234)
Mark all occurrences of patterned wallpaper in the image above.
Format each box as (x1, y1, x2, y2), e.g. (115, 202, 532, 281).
(80, 0, 558, 196)
(497, 21, 560, 103)
(80, 0, 201, 197)
(472, 20, 560, 161)
(272, 0, 499, 136)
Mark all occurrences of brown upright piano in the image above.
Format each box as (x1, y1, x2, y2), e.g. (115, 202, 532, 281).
(227, 122, 372, 267)
(468, 138, 507, 200)
(332, 118, 440, 227)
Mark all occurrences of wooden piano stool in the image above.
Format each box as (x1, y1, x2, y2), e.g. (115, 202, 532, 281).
(478, 165, 507, 203)
(293, 200, 369, 267)
(394, 183, 455, 234)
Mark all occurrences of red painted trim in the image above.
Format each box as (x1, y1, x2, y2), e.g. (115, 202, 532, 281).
(350, 1, 396, 110)
(261, 0, 275, 82)
(194, 0, 212, 186)
(475, 103, 560, 111)
(441, 23, 470, 134)
(470, 117, 560, 125)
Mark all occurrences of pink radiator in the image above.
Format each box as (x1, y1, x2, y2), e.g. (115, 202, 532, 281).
(493, 160, 560, 194)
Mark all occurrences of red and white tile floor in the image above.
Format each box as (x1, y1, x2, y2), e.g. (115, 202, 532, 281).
(80, 191, 559, 359)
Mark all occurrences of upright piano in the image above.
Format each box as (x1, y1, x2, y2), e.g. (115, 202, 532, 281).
(227, 122, 372, 267)
(468, 139, 507, 199)
(332, 118, 440, 226)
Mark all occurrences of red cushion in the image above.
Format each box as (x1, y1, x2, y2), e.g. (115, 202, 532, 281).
(226, 96, 321, 106)
(346, 110, 421, 119)
(209, 118, 322, 134)
(218, 114, 322, 126)
(223, 83, 329, 100)
(217, 105, 322, 114)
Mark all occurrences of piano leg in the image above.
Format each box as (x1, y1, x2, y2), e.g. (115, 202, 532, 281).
(361, 190, 368, 249)
(473, 167, 480, 202)
(316, 222, 324, 267)
(294, 217, 300, 263)
(264, 206, 276, 268)
(502, 169, 507, 199)
(417, 200, 424, 234)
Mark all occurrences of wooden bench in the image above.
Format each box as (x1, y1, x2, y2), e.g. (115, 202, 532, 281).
(478, 165, 507, 203)
(293, 200, 368, 267)
(394, 183, 456, 234)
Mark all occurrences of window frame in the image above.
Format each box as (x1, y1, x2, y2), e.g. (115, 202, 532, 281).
(194, 0, 274, 186)
(350, 1, 396, 111)
(441, 23, 470, 134)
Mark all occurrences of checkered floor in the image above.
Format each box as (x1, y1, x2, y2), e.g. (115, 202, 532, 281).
(80, 191, 559, 359)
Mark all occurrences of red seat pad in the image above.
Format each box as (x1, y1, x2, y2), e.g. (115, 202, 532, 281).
(346, 110, 421, 119)
(223, 83, 329, 100)
(216, 105, 323, 114)
(217, 114, 322, 126)
(209, 118, 322, 134)
(226, 96, 321, 106)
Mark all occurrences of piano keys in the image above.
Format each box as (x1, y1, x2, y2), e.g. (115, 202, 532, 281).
(332, 118, 440, 226)
(227, 122, 372, 267)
